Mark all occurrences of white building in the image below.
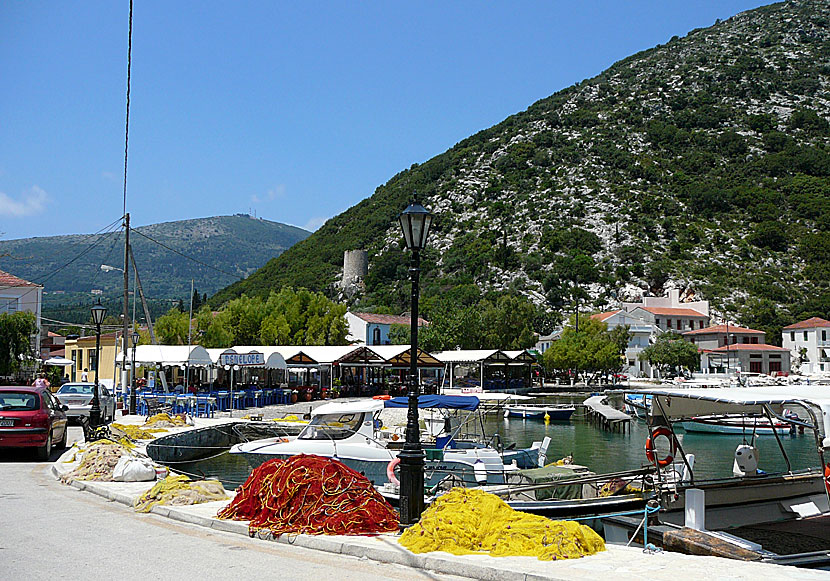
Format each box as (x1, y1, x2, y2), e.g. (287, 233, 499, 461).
(0, 269, 43, 358)
(782, 317, 830, 375)
(621, 288, 710, 332)
(592, 310, 657, 378)
(345, 311, 428, 346)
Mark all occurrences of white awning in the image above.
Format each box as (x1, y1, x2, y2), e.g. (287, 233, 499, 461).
(117, 345, 213, 367)
(433, 349, 510, 363)
(43, 357, 74, 367)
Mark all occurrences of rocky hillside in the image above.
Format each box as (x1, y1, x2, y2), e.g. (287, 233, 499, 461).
(213, 0, 830, 338)
(0, 215, 309, 322)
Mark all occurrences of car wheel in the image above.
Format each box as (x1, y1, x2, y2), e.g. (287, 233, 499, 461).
(56, 425, 68, 449)
(36, 432, 52, 461)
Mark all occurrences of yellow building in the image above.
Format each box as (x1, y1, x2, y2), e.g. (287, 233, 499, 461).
(64, 332, 121, 386)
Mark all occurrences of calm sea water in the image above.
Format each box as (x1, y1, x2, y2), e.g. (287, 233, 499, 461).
(177, 394, 822, 489)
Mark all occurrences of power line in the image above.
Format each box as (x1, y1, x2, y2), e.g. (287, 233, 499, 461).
(129, 228, 239, 278)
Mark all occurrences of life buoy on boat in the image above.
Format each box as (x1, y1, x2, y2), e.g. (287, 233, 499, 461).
(645, 426, 677, 467)
(824, 464, 830, 497)
(373, 395, 392, 400)
(387, 457, 401, 486)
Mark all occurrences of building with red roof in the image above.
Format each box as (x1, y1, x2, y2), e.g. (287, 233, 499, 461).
(782, 317, 830, 374)
(0, 268, 43, 359)
(345, 311, 429, 346)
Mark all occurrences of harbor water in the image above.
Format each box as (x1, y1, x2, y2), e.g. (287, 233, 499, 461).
(176, 394, 822, 490)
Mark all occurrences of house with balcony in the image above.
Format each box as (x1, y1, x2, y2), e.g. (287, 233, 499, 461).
(591, 309, 657, 378)
(345, 312, 429, 346)
(621, 288, 710, 332)
(684, 324, 790, 375)
(782, 317, 830, 375)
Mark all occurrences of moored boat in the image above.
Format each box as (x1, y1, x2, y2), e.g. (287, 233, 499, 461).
(503, 404, 575, 421)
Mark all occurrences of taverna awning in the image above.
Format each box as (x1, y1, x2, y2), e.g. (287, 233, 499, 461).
(501, 349, 538, 364)
(211, 347, 287, 369)
(117, 345, 213, 367)
(433, 349, 511, 364)
(339, 345, 442, 367)
(625, 385, 830, 447)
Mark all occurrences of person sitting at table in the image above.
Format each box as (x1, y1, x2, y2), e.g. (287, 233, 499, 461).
(174, 381, 185, 394)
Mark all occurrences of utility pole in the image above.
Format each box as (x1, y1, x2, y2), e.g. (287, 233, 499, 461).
(123, 213, 132, 414)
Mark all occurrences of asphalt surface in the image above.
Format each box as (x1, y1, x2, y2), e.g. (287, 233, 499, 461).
(0, 426, 470, 581)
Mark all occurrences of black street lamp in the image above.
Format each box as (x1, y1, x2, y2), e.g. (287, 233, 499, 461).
(130, 330, 140, 415)
(397, 196, 433, 526)
(89, 301, 107, 428)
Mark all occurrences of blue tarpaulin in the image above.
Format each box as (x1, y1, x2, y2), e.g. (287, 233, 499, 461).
(384, 394, 480, 410)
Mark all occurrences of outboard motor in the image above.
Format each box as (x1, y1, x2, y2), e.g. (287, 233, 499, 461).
(733, 443, 760, 477)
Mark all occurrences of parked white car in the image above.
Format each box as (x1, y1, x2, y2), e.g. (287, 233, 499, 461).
(55, 382, 116, 423)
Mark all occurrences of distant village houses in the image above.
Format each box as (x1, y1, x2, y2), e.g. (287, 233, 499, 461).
(345, 311, 428, 346)
(0, 268, 43, 357)
(782, 317, 830, 375)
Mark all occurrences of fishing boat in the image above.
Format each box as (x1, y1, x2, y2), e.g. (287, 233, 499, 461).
(615, 386, 830, 533)
(230, 395, 550, 487)
(503, 404, 575, 421)
(678, 414, 795, 436)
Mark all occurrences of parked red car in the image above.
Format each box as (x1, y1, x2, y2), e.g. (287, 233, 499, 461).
(0, 386, 68, 460)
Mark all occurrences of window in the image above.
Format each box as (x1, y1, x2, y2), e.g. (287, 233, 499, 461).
(699, 320, 705, 329)
(666, 319, 672, 329)
(299, 412, 364, 440)
(751, 337, 758, 344)
(0, 297, 18, 314)
(0, 392, 39, 411)
(749, 361, 762, 373)
(769, 361, 782, 373)
(805, 331, 809, 341)
(791, 332, 795, 341)
(372, 327, 381, 346)
(823, 330, 827, 342)
(742, 337, 749, 344)
(88, 349, 97, 373)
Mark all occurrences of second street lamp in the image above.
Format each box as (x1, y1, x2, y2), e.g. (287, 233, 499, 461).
(397, 196, 433, 526)
(131, 330, 140, 415)
(89, 301, 107, 428)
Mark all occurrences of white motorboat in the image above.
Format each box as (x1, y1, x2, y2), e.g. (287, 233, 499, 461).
(231, 395, 549, 488)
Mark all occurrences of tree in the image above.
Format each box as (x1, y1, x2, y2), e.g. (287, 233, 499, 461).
(542, 314, 627, 383)
(0, 311, 37, 376)
(639, 332, 700, 376)
(154, 308, 190, 345)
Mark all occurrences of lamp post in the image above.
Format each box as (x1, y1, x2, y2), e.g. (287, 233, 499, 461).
(89, 301, 107, 428)
(131, 330, 140, 414)
(397, 196, 433, 526)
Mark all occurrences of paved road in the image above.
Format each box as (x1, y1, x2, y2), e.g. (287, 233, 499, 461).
(0, 427, 469, 581)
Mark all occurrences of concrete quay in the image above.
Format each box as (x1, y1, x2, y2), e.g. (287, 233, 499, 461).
(49, 422, 828, 581)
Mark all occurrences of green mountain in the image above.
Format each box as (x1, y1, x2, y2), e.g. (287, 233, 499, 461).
(0, 215, 309, 323)
(212, 0, 830, 341)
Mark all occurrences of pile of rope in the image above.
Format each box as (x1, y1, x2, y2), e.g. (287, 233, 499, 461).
(217, 455, 399, 536)
(143, 413, 187, 428)
(134, 474, 228, 513)
(110, 423, 168, 440)
(399, 488, 605, 561)
(59, 439, 130, 482)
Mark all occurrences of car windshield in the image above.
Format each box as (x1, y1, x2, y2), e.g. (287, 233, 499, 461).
(298, 412, 364, 440)
(0, 392, 39, 411)
(58, 384, 94, 395)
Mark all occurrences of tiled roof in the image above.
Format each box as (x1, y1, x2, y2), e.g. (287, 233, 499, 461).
(783, 317, 830, 330)
(683, 324, 764, 336)
(642, 307, 707, 317)
(351, 312, 428, 326)
(591, 310, 620, 322)
(0, 269, 39, 288)
(706, 344, 789, 352)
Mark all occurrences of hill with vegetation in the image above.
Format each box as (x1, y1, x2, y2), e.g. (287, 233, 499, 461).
(0, 215, 309, 323)
(212, 0, 830, 344)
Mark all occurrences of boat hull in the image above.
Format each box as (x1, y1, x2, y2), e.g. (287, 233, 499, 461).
(679, 420, 791, 435)
(504, 406, 575, 421)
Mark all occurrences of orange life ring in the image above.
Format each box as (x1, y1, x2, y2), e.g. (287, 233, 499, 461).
(824, 464, 830, 497)
(645, 426, 677, 467)
(373, 395, 392, 400)
(386, 457, 401, 486)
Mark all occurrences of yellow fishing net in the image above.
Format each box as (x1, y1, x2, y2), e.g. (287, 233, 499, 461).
(143, 413, 187, 428)
(110, 423, 168, 440)
(399, 488, 605, 561)
(134, 474, 229, 513)
(59, 440, 129, 482)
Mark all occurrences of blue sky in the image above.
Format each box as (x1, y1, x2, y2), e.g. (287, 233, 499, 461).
(1, 1, 766, 240)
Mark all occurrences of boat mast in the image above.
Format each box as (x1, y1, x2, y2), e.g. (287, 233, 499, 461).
(123, 212, 132, 411)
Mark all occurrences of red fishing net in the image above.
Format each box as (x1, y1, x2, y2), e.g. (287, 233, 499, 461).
(217, 454, 400, 536)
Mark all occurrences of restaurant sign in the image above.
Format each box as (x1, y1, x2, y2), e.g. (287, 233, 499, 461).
(219, 352, 265, 366)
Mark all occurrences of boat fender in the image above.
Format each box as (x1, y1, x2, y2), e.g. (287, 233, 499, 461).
(373, 395, 392, 400)
(386, 457, 401, 486)
(473, 459, 488, 484)
(645, 426, 677, 467)
(824, 464, 830, 497)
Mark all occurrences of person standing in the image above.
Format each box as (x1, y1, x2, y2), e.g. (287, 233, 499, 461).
(81, 368, 89, 382)
(32, 373, 50, 391)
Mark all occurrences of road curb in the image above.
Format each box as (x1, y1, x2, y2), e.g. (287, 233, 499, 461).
(52, 465, 560, 581)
